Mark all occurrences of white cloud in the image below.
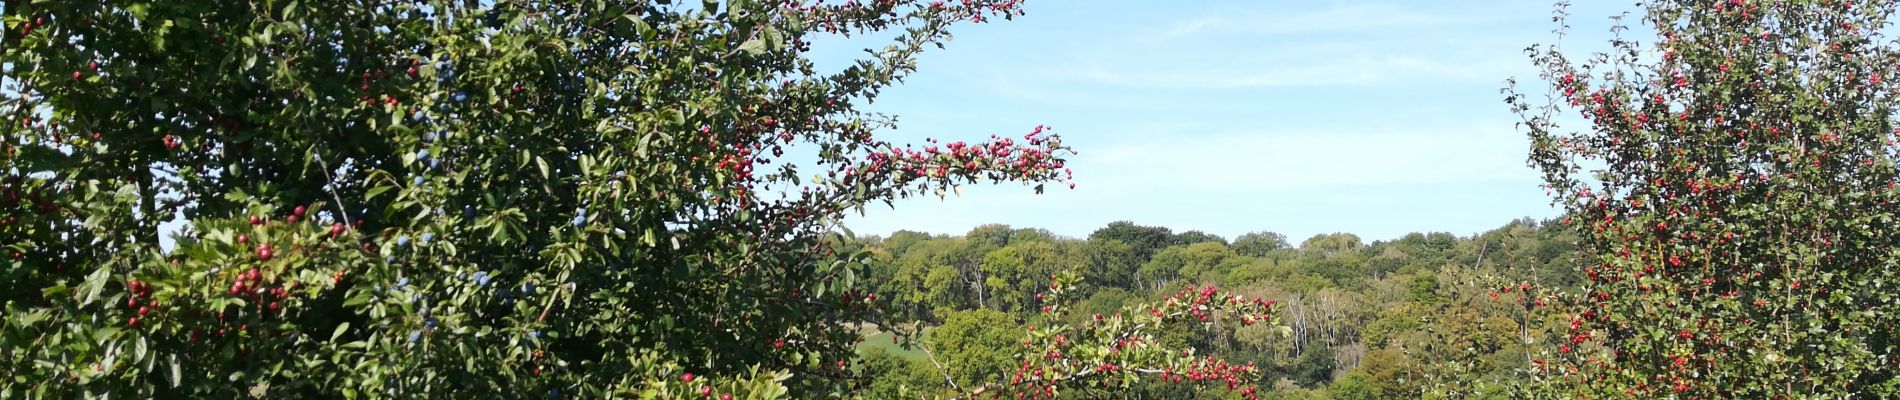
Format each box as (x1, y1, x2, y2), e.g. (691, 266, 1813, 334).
(1156, 2, 1495, 40)
(1066, 52, 1519, 89)
(1087, 121, 1535, 192)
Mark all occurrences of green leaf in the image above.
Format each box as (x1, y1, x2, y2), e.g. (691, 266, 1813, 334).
(738, 37, 768, 55)
(331, 322, 351, 342)
(80, 267, 109, 307)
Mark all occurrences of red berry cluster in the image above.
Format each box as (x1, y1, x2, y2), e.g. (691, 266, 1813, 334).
(1160, 356, 1259, 392)
(998, 272, 1275, 399)
(226, 267, 290, 314)
(124, 280, 158, 328)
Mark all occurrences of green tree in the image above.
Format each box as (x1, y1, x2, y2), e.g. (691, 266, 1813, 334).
(1172, 230, 1226, 246)
(1510, 0, 1900, 396)
(1289, 343, 1337, 387)
(1083, 238, 1139, 289)
(966, 223, 1015, 248)
(980, 240, 1060, 314)
(1298, 233, 1362, 255)
(859, 347, 942, 398)
(1233, 231, 1290, 257)
(925, 309, 1021, 391)
(881, 230, 933, 259)
(1329, 371, 1378, 400)
(1088, 221, 1174, 260)
(1, 1, 1073, 398)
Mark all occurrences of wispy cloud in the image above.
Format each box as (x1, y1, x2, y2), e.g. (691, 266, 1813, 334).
(1156, 3, 1494, 40)
(1087, 122, 1534, 192)
(1065, 52, 1518, 89)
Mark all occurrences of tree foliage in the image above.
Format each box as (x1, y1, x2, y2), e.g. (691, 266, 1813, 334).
(0, 0, 1074, 398)
(1509, 0, 1900, 396)
(854, 219, 1580, 399)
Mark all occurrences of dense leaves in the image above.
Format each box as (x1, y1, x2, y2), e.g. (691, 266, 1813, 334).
(1509, 0, 1900, 396)
(1, 0, 1072, 398)
(851, 219, 1581, 399)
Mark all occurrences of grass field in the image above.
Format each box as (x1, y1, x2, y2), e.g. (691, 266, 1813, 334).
(855, 324, 930, 362)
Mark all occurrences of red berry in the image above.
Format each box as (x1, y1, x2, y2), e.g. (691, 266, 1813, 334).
(249, 215, 263, 225)
(237, 234, 249, 245)
(287, 215, 300, 224)
(720, 394, 732, 400)
(680, 373, 695, 383)
(699, 386, 713, 397)
(257, 244, 273, 261)
(127, 317, 139, 327)
(293, 205, 307, 217)
(330, 222, 346, 237)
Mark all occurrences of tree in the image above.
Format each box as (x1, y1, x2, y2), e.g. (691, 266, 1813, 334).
(1, 1, 1073, 398)
(1172, 230, 1226, 246)
(979, 240, 1059, 315)
(966, 223, 1015, 248)
(858, 347, 939, 398)
(1083, 238, 1139, 289)
(1508, 0, 1900, 396)
(1089, 221, 1174, 260)
(924, 308, 1021, 392)
(1329, 371, 1378, 400)
(1298, 233, 1362, 255)
(1233, 231, 1290, 257)
(880, 230, 933, 259)
(999, 274, 1282, 399)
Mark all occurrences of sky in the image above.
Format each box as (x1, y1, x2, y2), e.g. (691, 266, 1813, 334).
(819, 0, 1639, 244)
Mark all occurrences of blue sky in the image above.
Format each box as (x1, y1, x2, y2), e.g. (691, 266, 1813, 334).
(823, 0, 1634, 243)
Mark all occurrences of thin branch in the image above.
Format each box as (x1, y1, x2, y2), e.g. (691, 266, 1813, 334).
(919, 342, 961, 393)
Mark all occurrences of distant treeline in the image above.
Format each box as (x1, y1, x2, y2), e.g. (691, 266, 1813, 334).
(851, 218, 1580, 399)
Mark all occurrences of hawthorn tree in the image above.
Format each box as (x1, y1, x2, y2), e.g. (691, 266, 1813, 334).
(0, 0, 1087, 398)
(1509, 0, 1900, 396)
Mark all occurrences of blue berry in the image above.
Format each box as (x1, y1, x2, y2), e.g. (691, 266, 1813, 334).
(416, 149, 431, 161)
(412, 176, 424, 186)
(451, 91, 468, 103)
(570, 215, 585, 227)
(521, 283, 534, 295)
(396, 235, 411, 247)
(396, 277, 409, 288)
(473, 271, 491, 286)
(408, 331, 421, 344)
(464, 205, 477, 219)
(420, 232, 434, 244)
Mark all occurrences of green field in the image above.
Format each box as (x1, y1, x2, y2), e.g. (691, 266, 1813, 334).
(855, 325, 930, 362)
